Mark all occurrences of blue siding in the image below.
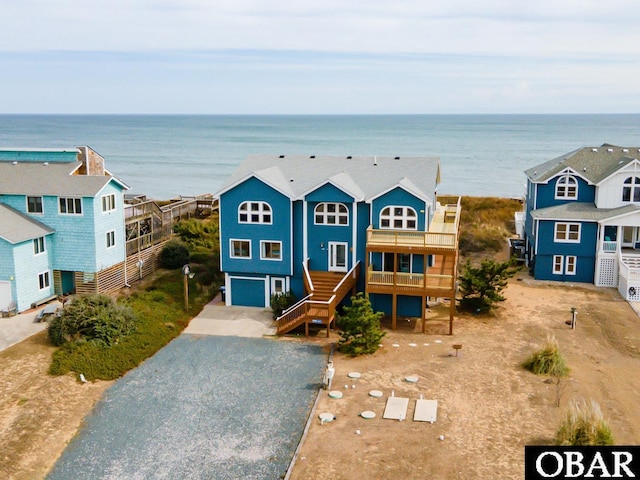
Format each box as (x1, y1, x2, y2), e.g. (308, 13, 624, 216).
(534, 176, 595, 210)
(370, 294, 423, 317)
(220, 177, 292, 276)
(306, 201, 352, 271)
(533, 220, 597, 283)
(371, 188, 426, 230)
(305, 183, 354, 204)
(0, 150, 77, 163)
(11, 238, 54, 311)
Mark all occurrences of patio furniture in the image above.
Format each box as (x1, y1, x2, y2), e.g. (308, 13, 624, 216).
(36, 303, 58, 322)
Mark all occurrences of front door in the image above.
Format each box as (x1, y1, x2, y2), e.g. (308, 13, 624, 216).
(328, 242, 348, 272)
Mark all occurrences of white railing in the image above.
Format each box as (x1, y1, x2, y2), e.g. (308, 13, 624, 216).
(602, 241, 617, 253)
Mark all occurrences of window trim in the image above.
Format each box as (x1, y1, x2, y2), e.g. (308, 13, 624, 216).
(260, 240, 282, 261)
(33, 237, 45, 256)
(554, 222, 581, 243)
(38, 270, 50, 291)
(27, 196, 43, 214)
(555, 174, 578, 200)
(102, 193, 116, 212)
(622, 176, 640, 203)
(106, 230, 116, 249)
(59, 197, 83, 215)
(238, 201, 272, 224)
(230, 239, 252, 259)
(313, 202, 349, 226)
(379, 205, 418, 230)
(553, 255, 577, 275)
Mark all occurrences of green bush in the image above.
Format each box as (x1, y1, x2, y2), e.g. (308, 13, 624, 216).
(48, 294, 136, 347)
(523, 335, 569, 377)
(556, 400, 615, 446)
(336, 293, 385, 356)
(270, 291, 297, 319)
(159, 239, 190, 269)
(49, 270, 213, 381)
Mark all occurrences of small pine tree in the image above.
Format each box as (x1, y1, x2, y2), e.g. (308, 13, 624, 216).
(458, 258, 518, 312)
(336, 293, 385, 356)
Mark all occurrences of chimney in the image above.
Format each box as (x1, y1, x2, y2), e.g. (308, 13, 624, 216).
(77, 146, 105, 176)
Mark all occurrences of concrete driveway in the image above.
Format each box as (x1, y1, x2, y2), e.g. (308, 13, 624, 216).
(184, 300, 277, 337)
(0, 303, 60, 352)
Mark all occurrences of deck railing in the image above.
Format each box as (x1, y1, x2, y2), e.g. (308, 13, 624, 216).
(367, 268, 453, 290)
(366, 227, 457, 249)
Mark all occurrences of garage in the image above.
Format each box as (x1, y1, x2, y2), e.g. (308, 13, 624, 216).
(229, 277, 266, 307)
(0, 281, 12, 312)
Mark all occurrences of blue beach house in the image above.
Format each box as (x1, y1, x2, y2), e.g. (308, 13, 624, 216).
(524, 144, 640, 300)
(0, 147, 129, 313)
(216, 155, 461, 335)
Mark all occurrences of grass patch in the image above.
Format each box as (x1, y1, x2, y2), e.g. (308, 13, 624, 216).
(49, 270, 214, 381)
(460, 196, 522, 256)
(556, 400, 615, 446)
(523, 335, 569, 377)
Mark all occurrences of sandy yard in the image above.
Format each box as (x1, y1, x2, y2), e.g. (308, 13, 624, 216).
(2, 272, 640, 479)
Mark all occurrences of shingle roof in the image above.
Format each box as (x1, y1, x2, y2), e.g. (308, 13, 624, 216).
(531, 202, 640, 222)
(216, 155, 441, 203)
(0, 160, 127, 196)
(0, 204, 55, 244)
(525, 145, 640, 184)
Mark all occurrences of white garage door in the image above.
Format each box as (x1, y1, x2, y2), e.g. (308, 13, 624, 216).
(0, 281, 12, 311)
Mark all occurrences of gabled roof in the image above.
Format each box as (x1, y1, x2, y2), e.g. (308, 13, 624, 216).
(0, 204, 55, 244)
(525, 145, 640, 184)
(0, 146, 129, 197)
(216, 155, 441, 204)
(530, 202, 640, 222)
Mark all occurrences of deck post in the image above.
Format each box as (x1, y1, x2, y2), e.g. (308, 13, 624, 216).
(305, 320, 309, 337)
(392, 293, 397, 330)
(421, 295, 427, 333)
(327, 319, 330, 338)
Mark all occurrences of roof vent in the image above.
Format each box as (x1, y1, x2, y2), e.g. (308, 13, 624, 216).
(592, 148, 598, 152)
(394, 156, 400, 160)
(43, 162, 49, 166)
(290, 177, 294, 182)
(11, 161, 17, 165)
(346, 156, 352, 159)
(310, 155, 315, 159)
(607, 148, 613, 152)
(373, 156, 378, 166)
(583, 167, 587, 172)
(279, 155, 285, 158)
(623, 148, 629, 153)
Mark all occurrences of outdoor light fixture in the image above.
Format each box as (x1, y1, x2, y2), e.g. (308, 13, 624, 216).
(182, 264, 195, 312)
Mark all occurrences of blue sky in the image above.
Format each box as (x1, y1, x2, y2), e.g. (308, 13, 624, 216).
(2, 0, 640, 114)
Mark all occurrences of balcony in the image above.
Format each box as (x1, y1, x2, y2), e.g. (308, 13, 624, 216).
(366, 196, 461, 254)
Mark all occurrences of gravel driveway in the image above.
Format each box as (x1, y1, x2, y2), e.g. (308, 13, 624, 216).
(47, 334, 326, 479)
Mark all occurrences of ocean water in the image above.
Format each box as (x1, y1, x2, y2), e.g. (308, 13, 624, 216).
(1, 114, 639, 199)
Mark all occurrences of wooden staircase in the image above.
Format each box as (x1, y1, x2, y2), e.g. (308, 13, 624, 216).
(276, 262, 360, 336)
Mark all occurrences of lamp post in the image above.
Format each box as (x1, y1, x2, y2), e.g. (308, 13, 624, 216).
(182, 264, 195, 313)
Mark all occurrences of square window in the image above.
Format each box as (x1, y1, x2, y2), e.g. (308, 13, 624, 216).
(27, 196, 43, 214)
(261, 241, 282, 260)
(231, 240, 251, 258)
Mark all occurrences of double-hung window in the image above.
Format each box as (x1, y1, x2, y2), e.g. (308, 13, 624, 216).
(33, 237, 45, 255)
(27, 196, 43, 214)
(260, 241, 282, 260)
(102, 194, 116, 212)
(231, 239, 251, 258)
(59, 197, 82, 215)
(38, 271, 50, 290)
(106, 230, 116, 248)
(553, 255, 576, 275)
(554, 222, 580, 242)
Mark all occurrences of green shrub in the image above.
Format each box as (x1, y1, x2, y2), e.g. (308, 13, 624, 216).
(336, 293, 385, 356)
(270, 291, 297, 319)
(48, 294, 136, 347)
(556, 400, 615, 446)
(523, 335, 569, 377)
(159, 239, 190, 269)
(49, 270, 213, 380)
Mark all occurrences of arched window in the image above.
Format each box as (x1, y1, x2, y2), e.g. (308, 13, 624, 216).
(555, 175, 578, 199)
(380, 206, 417, 230)
(238, 201, 272, 224)
(622, 177, 640, 202)
(314, 203, 349, 225)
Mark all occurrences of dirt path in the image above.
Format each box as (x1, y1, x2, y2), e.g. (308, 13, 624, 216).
(1, 273, 639, 479)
